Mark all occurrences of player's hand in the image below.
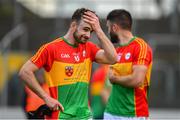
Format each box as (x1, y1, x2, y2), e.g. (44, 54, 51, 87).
(83, 11, 101, 32)
(44, 96, 64, 112)
(108, 67, 117, 84)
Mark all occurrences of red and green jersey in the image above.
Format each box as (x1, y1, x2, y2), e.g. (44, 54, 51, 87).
(31, 37, 100, 119)
(105, 36, 153, 117)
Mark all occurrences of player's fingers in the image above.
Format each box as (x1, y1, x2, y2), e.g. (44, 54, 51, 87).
(86, 14, 98, 22)
(52, 105, 59, 111)
(48, 104, 55, 111)
(58, 104, 64, 112)
(56, 102, 64, 112)
(51, 105, 56, 111)
(83, 18, 94, 25)
(84, 11, 97, 19)
(83, 15, 96, 23)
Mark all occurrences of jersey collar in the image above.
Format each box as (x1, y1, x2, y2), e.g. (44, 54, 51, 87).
(61, 37, 78, 48)
(119, 36, 137, 47)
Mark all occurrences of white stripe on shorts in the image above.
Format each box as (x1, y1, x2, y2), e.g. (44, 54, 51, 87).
(104, 112, 149, 120)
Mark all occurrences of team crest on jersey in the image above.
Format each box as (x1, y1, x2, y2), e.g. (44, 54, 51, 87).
(65, 66, 73, 77)
(125, 52, 131, 60)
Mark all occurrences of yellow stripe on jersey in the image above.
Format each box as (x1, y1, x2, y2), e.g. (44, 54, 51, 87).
(112, 62, 133, 76)
(138, 62, 152, 89)
(31, 39, 63, 63)
(46, 58, 92, 87)
(141, 41, 147, 64)
(134, 89, 137, 115)
(31, 45, 47, 62)
(136, 39, 148, 65)
(137, 39, 145, 64)
(136, 40, 143, 64)
(146, 62, 152, 85)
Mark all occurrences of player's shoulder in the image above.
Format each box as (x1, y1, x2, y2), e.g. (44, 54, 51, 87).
(133, 37, 150, 47)
(134, 37, 152, 51)
(47, 37, 64, 46)
(43, 37, 64, 49)
(134, 37, 147, 45)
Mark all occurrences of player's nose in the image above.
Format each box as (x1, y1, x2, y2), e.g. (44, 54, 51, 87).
(84, 35, 90, 40)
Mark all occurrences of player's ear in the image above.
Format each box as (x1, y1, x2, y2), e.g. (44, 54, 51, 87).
(112, 23, 119, 32)
(70, 21, 77, 29)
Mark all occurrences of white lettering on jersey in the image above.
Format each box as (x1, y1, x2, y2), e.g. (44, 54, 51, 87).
(61, 54, 70, 58)
(82, 50, 86, 57)
(74, 55, 80, 62)
(117, 53, 122, 61)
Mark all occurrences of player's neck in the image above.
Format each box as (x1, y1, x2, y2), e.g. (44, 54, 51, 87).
(118, 31, 133, 45)
(64, 32, 77, 46)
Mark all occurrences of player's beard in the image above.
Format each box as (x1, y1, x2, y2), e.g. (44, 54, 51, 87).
(110, 31, 119, 44)
(73, 31, 88, 44)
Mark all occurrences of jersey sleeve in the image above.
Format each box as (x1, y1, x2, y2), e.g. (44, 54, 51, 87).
(30, 44, 53, 71)
(133, 42, 152, 67)
(88, 42, 100, 61)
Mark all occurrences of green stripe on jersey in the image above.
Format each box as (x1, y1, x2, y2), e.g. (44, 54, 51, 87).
(105, 84, 135, 116)
(57, 82, 92, 119)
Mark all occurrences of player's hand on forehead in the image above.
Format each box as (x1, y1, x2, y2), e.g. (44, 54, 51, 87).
(84, 11, 98, 18)
(83, 11, 98, 22)
(83, 11, 101, 32)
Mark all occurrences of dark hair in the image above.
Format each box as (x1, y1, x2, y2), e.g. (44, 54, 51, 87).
(72, 8, 95, 23)
(107, 9, 132, 31)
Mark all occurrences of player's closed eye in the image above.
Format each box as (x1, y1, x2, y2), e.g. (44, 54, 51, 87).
(83, 28, 89, 32)
(83, 27, 93, 33)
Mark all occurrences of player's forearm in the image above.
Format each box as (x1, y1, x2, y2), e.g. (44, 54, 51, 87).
(96, 29, 117, 64)
(19, 69, 49, 100)
(112, 75, 142, 88)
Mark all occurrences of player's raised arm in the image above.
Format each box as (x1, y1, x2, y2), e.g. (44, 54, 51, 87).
(83, 11, 117, 64)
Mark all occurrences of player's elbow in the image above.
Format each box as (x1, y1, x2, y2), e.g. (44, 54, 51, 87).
(18, 67, 30, 81)
(134, 82, 142, 88)
(133, 78, 144, 88)
(18, 68, 25, 80)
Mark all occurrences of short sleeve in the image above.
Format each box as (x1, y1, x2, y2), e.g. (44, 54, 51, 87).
(88, 42, 100, 61)
(133, 41, 152, 67)
(31, 44, 53, 71)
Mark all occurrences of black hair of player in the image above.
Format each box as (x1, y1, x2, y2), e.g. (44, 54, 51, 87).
(71, 8, 96, 24)
(107, 9, 132, 31)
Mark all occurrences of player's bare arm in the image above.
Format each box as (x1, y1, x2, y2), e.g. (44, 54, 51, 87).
(109, 65, 148, 88)
(83, 11, 117, 64)
(19, 60, 64, 111)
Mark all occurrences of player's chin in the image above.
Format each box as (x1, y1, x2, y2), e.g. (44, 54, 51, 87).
(81, 39, 88, 43)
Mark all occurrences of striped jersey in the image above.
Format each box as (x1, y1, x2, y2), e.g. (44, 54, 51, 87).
(105, 36, 153, 117)
(31, 37, 100, 119)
